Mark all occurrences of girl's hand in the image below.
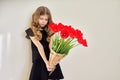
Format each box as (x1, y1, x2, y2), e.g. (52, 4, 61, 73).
(45, 61, 55, 71)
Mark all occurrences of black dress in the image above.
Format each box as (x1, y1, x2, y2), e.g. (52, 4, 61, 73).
(25, 28, 64, 80)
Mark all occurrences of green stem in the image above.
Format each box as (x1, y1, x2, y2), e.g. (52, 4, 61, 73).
(60, 38, 74, 51)
(55, 38, 63, 53)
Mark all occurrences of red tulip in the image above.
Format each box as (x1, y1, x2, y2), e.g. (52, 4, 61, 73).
(82, 39, 88, 47)
(49, 22, 88, 47)
(78, 38, 88, 47)
(60, 29, 69, 39)
(49, 22, 59, 33)
(67, 25, 76, 38)
(57, 23, 65, 31)
(75, 29, 83, 40)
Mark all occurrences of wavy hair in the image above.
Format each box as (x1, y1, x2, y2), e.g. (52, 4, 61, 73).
(30, 6, 54, 42)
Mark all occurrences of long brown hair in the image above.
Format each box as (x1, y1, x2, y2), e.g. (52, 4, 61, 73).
(30, 6, 54, 42)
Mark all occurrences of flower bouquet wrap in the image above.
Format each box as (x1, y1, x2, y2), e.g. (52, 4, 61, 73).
(48, 22, 88, 74)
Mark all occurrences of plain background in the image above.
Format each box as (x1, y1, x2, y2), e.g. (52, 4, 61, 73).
(0, 0, 120, 80)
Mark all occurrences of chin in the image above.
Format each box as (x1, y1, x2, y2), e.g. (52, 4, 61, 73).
(38, 25, 46, 28)
(41, 26, 45, 28)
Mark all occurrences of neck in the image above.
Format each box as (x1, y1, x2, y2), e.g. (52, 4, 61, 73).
(39, 28, 44, 30)
(38, 25, 46, 30)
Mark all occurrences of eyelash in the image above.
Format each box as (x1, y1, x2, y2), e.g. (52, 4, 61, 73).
(40, 18, 48, 21)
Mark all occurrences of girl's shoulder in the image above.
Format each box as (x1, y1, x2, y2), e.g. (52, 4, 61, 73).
(25, 28, 34, 39)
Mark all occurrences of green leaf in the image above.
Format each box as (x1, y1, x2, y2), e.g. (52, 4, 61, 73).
(51, 33, 79, 55)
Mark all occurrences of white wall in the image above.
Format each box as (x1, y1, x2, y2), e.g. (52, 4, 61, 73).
(0, 0, 120, 80)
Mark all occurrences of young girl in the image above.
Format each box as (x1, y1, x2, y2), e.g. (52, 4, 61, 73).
(25, 6, 64, 80)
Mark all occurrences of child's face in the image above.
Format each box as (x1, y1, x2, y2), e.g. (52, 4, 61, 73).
(38, 15, 48, 28)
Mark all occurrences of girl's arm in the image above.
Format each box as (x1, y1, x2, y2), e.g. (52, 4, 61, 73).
(49, 35, 54, 53)
(49, 37, 52, 51)
(30, 36, 49, 65)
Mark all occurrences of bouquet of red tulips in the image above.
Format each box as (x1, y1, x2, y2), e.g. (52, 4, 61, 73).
(48, 22, 88, 73)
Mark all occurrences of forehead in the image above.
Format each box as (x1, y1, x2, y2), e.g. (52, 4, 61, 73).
(39, 15, 49, 18)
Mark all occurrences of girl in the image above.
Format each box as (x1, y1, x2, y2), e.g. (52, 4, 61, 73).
(25, 6, 64, 80)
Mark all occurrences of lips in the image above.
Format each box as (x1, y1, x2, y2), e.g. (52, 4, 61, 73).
(41, 24, 45, 27)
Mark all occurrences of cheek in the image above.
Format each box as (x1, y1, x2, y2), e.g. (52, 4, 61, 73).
(45, 20, 48, 24)
(38, 19, 41, 23)
(38, 20, 43, 25)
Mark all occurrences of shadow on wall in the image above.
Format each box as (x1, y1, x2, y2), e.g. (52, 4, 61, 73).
(0, 32, 32, 80)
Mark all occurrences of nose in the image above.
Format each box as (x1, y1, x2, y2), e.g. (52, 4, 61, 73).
(42, 19, 46, 23)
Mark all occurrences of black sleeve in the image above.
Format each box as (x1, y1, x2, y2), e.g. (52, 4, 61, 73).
(25, 28, 34, 39)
